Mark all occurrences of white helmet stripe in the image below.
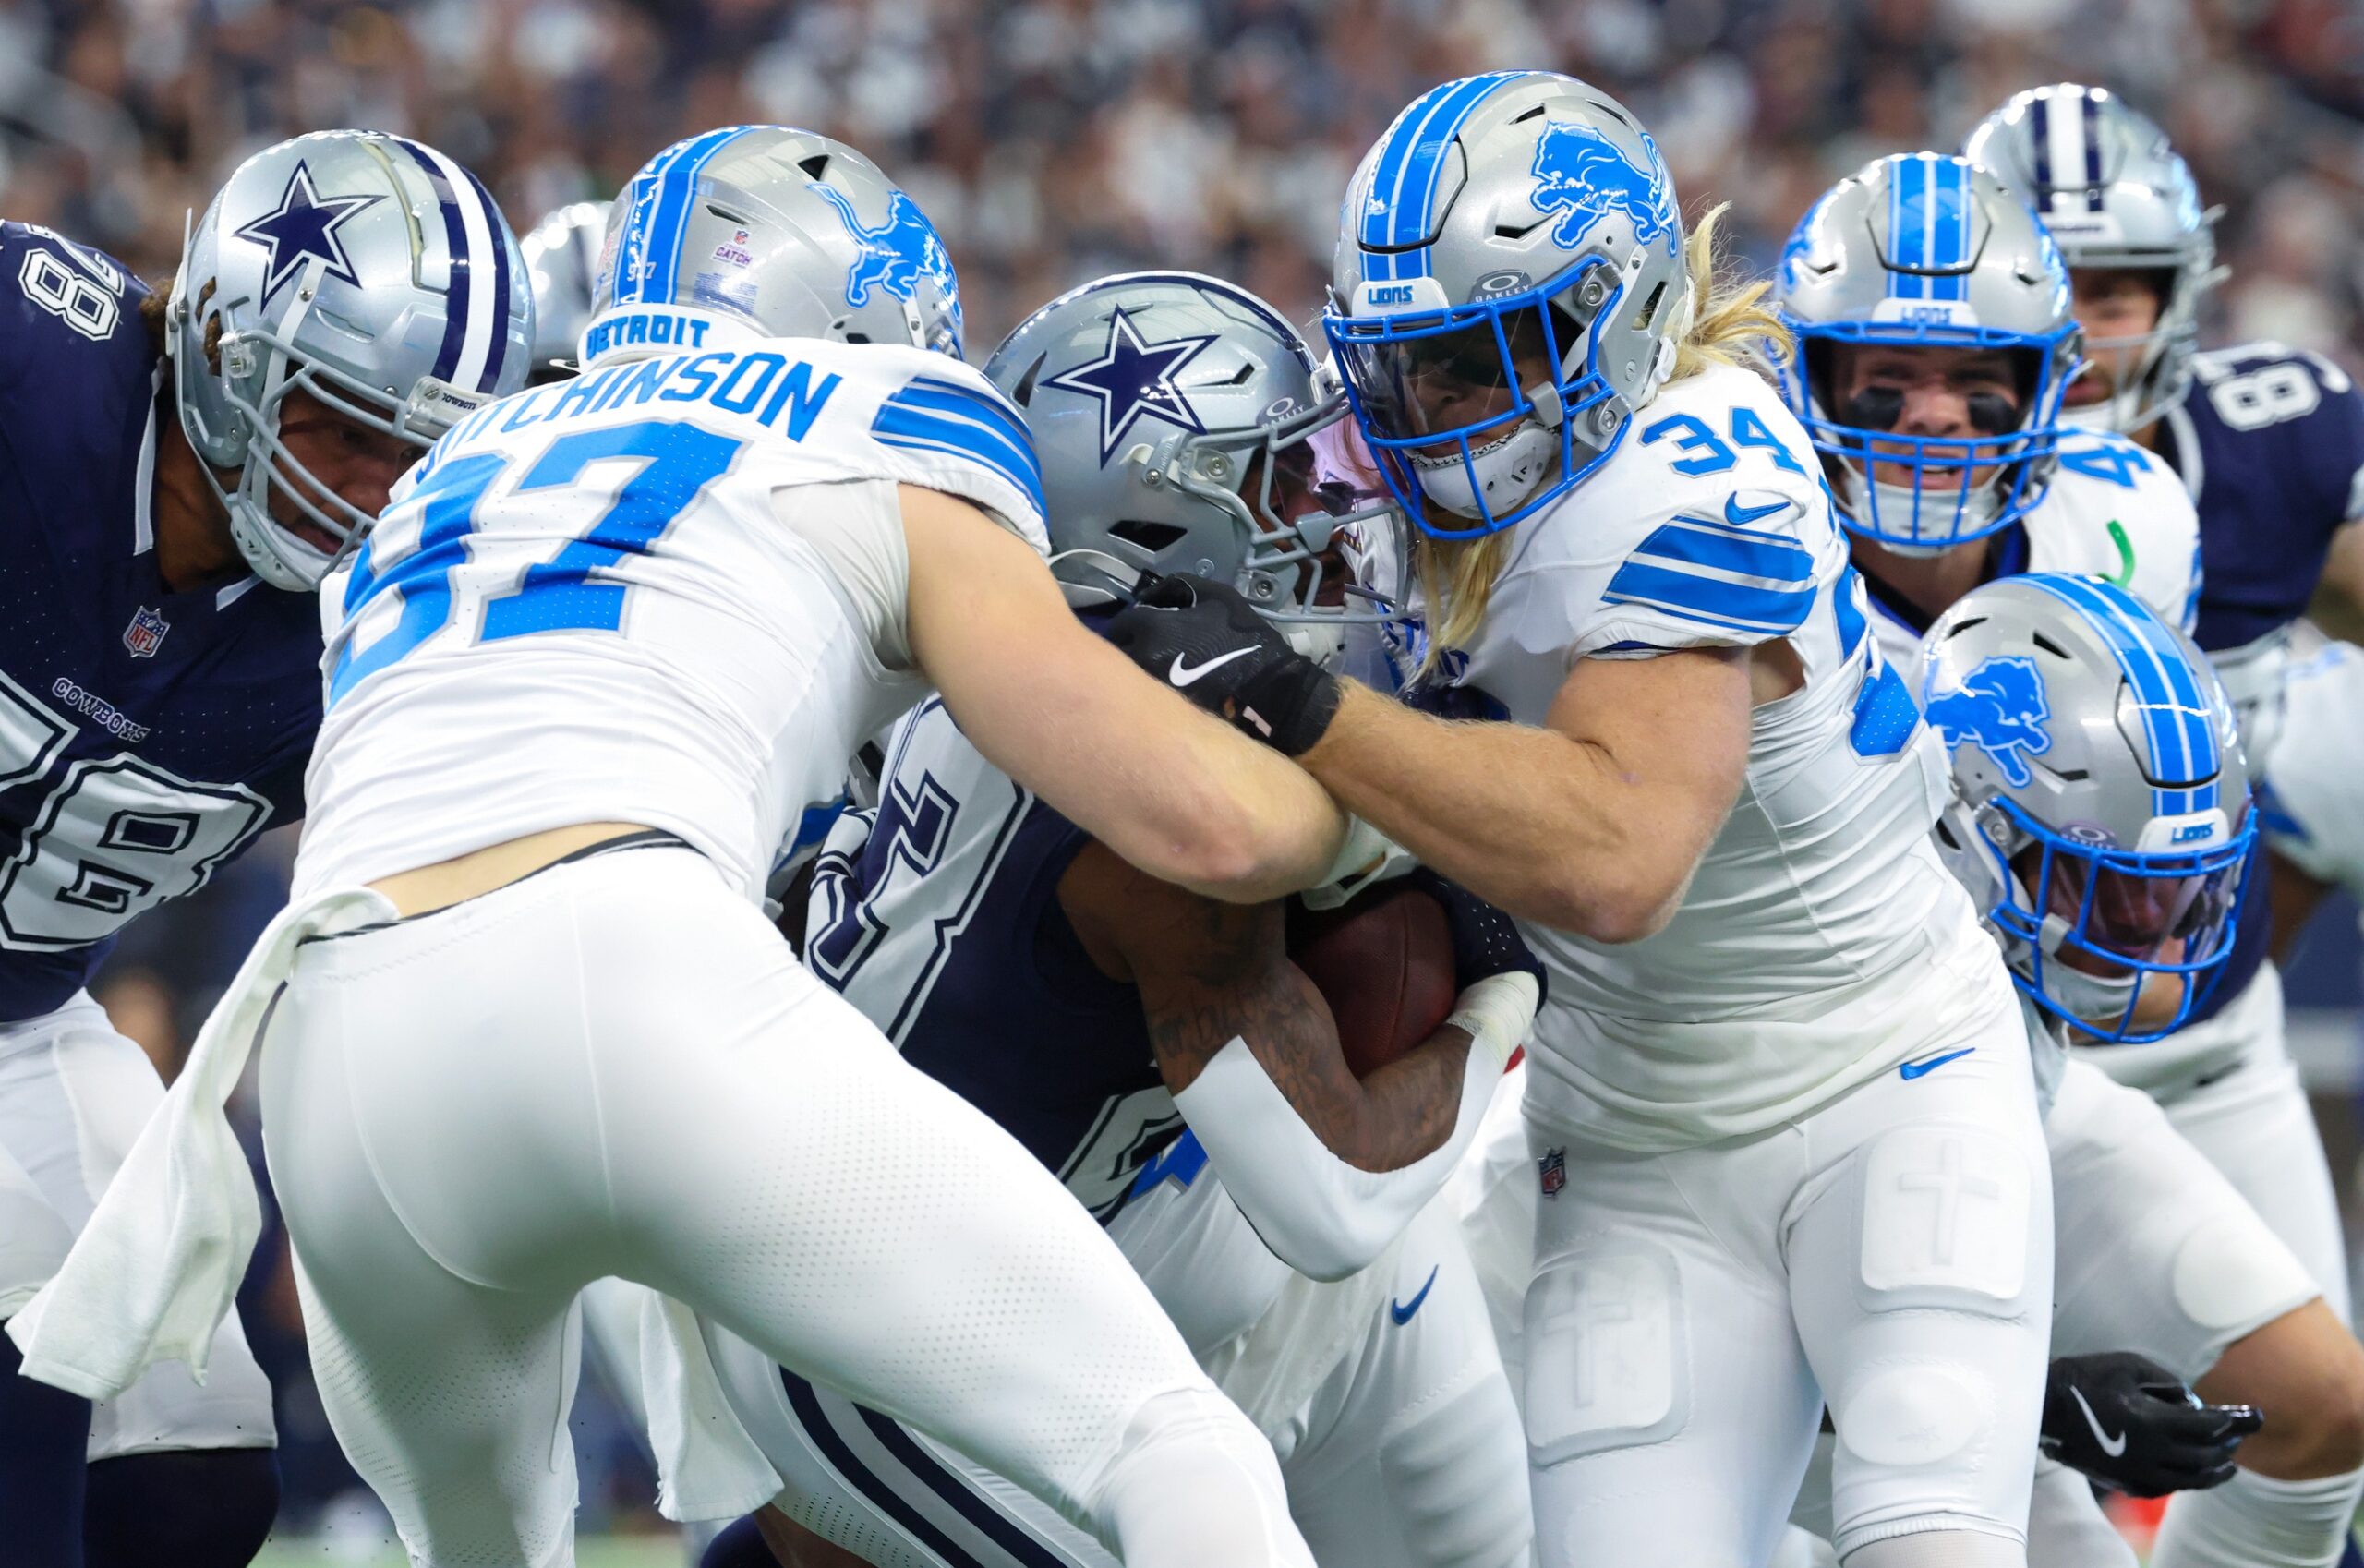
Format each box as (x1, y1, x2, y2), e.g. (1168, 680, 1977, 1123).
(407, 139, 502, 393)
(2044, 91, 2087, 215)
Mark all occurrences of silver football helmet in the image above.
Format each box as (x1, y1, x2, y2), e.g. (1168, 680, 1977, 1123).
(1774, 153, 2082, 555)
(985, 271, 1405, 663)
(169, 129, 533, 590)
(521, 199, 612, 381)
(1323, 71, 1693, 539)
(597, 126, 962, 358)
(1964, 85, 2222, 435)
(1922, 573, 2253, 1043)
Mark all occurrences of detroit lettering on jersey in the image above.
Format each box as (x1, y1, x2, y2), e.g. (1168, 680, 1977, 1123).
(807, 698, 1181, 1223)
(2165, 343, 2364, 653)
(0, 223, 316, 1021)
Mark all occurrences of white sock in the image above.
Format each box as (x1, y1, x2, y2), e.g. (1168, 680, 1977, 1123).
(1083, 1385, 1316, 1568)
(2024, 1457, 2137, 1568)
(2152, 1465, 2364, 1568)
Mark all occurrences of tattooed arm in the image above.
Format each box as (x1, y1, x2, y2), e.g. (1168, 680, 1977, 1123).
(1059, 840, 1536, 1277)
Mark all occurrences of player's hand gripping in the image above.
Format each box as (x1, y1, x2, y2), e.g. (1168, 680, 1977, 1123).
(1106, 573, 1341, 756)
(2040, 1351, 2262, 1496)
(1405, 867, 1547, 1001)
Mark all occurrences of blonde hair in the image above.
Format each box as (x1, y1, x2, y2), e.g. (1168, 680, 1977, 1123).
(1415, 203, 1795, 669)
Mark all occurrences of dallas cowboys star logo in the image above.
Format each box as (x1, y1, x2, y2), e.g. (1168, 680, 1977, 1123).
(234, 161, 382, 308)
(1043, 308, 1219, 464)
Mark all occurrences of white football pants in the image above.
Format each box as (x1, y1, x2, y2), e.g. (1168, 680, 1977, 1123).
(257, 845, 1307, 1568)
(1523, 991, 2052, 1566)
(0, 993, 274, 1460)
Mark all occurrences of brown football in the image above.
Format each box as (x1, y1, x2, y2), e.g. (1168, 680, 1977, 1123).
(1286, 880, 1458, 1079)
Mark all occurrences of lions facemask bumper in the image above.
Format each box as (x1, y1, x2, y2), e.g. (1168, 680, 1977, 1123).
(1956, 793, 2253, 1043)
(171, 131, 533, 591)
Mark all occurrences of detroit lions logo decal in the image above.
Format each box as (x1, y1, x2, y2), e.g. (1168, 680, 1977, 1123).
(808, 184, 964, 343)
(1529, 120, 1679, 256)
(1924, 656, 2053, 788)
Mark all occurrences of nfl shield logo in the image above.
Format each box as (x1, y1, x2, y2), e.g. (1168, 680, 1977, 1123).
(123, 606, 169, 658)
(1538, 1147, 1566, 1199)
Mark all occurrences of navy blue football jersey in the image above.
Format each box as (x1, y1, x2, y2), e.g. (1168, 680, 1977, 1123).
(2165, 342, 2364, 654)
(0, 223, 320, 1020)
(804, 697, 1180, 1221)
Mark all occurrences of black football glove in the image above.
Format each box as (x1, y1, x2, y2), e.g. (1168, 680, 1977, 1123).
(2040, 1351, 2262, 1497)
(1105, 573, 1342, 756)
(1405, 867, 1546, 1002)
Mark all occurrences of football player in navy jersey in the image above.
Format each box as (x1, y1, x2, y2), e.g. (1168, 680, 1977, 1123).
(1967, 83, 2364, 1568)
(704, 272, 1538, 1568)
(0, 129, 528, 1568)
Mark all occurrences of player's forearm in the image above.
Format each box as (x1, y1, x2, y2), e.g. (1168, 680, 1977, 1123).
(1154, 964, 1526, 1282)
(1298, 682, 1687, 940)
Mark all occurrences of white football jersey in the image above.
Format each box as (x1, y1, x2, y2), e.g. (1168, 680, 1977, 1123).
(1863, 428, 2201, 675)
(2264, 636, 2364, 893)
(296, 308, 1048, 900)
(1441, 363, 2006, 1151)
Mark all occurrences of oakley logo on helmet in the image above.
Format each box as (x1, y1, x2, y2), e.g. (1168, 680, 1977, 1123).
(1529, 120, 1679, 257)
(233, 161, 382, 308)
(1926, 655, 2053, 788)
(808, 184, 961, 334)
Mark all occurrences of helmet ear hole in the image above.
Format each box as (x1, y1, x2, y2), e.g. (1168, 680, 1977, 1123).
(1108, 519, 1188, 554)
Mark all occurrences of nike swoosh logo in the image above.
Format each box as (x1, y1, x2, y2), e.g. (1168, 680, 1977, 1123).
(1899, 1046, 1975, 1080)
(1390, 1265, 1441, 1326)
(1724, 495, 1790, 526)
(1169, 647, 1257, 687)
(2073, 1386, 2128, 1457)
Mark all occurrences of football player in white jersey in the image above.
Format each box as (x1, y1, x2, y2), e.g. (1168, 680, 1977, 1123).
(17, 127, 1355, 1568)
(2262, 633, 2364, 926)
(705, 271, 1537, 1568)
(1110, 72, 2050, 1568)
(1962, 96, 2364, 1437)
(1771, 163, 2364, 1568)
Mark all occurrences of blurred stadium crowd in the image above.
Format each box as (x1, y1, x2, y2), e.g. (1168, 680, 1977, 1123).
(1, 0, 2359, 364)
(3, 0, 2360, 1545)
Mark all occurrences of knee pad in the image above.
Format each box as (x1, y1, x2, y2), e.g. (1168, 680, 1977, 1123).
(1379, 1360, 1532, 1568)
(2168, 1210, 2317, 1340)
(83, 1448, 280, 1568)
(1857, 1124, 2037, 1312)
(1522, 1242, 1686, 1466)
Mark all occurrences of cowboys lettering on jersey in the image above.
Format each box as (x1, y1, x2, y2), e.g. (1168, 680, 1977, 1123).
(0, 128, 527, 1568)
(0, 223, 313, 1020)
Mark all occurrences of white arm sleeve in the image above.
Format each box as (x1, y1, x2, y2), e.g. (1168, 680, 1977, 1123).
(1170, 972, 1537, 1281)
(772, 477, 914, 670)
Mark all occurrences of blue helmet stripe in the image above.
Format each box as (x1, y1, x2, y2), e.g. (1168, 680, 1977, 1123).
(1930, 158, 1968, 301)
(1361, 73, 1522, 282)
(641, 127, 741, 306)
(614, 128, 738, 306)
(2020, 573, 2216, 791)
(390, 139, 471, 385)
(1888, 155, 1926, 300)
